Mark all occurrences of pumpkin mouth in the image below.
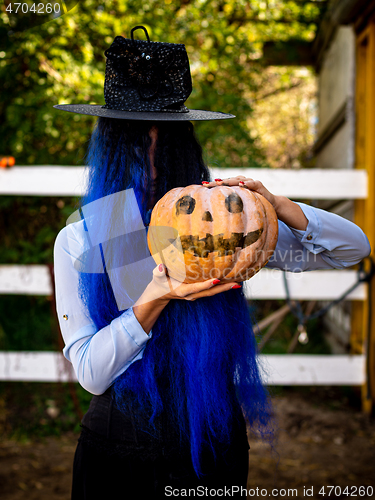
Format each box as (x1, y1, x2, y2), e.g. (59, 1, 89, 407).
(170, 228, 263, 258)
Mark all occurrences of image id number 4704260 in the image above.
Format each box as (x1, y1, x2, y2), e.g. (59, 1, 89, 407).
(6, 3, 61, 14)
(318, 486, 373, 496)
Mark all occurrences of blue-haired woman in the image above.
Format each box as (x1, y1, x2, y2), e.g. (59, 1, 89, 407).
(54, 28, 370, 500)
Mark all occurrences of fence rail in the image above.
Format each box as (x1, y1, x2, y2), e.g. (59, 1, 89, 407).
(0, 351, 366, 385)
(0, 265, 367, 301)
(0, 166, 368, 199)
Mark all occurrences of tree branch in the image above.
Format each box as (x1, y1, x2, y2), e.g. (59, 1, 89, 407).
(251, 81, 303, 103)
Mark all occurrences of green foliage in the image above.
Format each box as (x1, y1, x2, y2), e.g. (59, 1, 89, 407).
(0, 295, 58, 351)
(0, 195, 78, 264)
(0, 0, 325, 168)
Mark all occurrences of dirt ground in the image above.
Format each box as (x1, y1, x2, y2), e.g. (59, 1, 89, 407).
(0, 388, 374, 499)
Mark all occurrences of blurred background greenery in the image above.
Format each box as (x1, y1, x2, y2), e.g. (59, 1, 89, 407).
(1, 0, 325, 266)
(0, 0, 331, 434)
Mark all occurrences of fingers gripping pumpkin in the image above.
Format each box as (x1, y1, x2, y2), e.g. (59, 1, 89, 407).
(147, 185, 278, 283)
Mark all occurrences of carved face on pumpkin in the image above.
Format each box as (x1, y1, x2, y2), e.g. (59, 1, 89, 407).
(175, 193, 264, 258)
(147, 185, 278, 283)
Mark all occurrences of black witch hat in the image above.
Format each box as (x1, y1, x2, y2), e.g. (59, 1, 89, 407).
(54, 26, 235, 121)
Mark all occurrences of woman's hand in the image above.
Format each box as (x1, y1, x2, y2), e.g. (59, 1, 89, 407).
(203, 175, 276, 206)
(202, 176, 308, 231)
(133, 264, 241, 334)
(154, 263, 241, 302)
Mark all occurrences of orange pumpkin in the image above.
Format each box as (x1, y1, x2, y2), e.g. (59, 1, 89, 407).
(147, 185, 278, 283)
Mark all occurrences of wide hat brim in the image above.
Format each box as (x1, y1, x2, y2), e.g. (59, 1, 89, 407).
(53, 104, 235, 121)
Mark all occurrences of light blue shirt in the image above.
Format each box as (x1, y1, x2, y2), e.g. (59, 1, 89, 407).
(53, 202, 371, 395)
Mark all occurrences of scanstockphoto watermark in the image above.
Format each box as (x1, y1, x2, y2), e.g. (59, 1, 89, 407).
(164, 485, 300, 497)
(66, 188, 318, 310)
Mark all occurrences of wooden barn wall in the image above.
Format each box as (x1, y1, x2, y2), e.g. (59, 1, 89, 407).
(315, 26, 356, 354)
(316, 26, 356, 170)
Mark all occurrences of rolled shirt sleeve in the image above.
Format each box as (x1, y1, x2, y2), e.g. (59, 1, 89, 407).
(54, 222, 151, 395)
(267, 202, 371, 272)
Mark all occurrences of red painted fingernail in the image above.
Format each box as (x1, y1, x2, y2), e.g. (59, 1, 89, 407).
(202, 181, 209, 184)
(231, 284, 242, 289)
(239, 181, 245, 185)
(158, 263, 164, 272)
(215, 178, 222, 182)
(212, 279, 221, 285)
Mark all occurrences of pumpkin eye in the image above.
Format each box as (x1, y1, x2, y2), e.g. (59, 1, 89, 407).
(225, 193, 243, 213)
(175, 195, 196, 215)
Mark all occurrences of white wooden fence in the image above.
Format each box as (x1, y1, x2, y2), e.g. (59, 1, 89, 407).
(0, 166, 368, 386)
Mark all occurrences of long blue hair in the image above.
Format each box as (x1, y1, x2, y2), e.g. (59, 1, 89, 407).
(79, 117, 273, 476)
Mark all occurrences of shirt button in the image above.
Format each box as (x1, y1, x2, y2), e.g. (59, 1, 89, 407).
(63, 314, 69, 321)
(306, 234, 313, 241)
